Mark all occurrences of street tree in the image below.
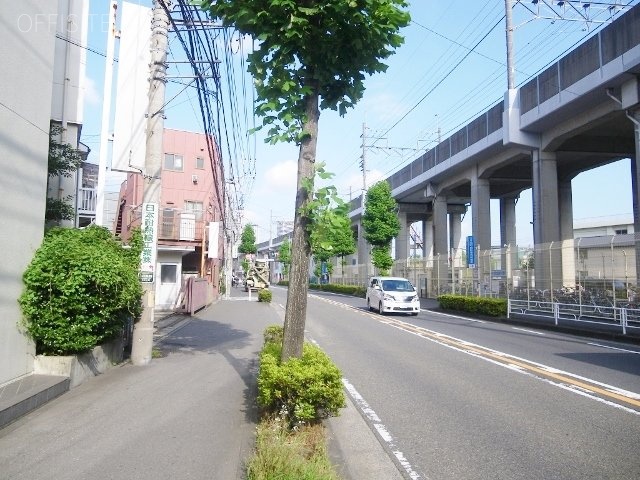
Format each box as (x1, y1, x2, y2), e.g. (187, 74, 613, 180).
(278, 237, 291, 278)
(203, 0, 410, 360)
(362, 180, 400, 275)
(310, 205, 356, 279)
(238, 224, 257, 255)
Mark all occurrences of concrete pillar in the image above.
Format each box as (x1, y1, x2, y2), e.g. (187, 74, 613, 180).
(449, 213, 462, 254)
(500, 196, 517, 290)
(471, 173, 491, 292)
(631, 112, 640, 286)
(532, 150, 560, 291)
(559, 179, 576, 287)
(396, 209, 409, 260)
(423, 217, 434, 259)
(433, 196, 448, 293)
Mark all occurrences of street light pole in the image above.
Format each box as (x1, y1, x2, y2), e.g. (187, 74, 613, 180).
(131, 0, 169, 366)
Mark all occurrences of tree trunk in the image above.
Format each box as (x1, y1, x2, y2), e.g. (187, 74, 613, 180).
(281, 92, 320, 361)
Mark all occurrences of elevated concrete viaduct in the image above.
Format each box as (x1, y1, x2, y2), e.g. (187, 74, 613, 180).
(344, 4, 640, 289)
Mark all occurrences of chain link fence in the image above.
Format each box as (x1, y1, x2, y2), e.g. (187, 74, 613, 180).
(331, 233, 640, 306)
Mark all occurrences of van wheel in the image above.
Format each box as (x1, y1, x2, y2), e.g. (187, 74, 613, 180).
(379, 302, 384, 315)
(367, 299, 373, 311)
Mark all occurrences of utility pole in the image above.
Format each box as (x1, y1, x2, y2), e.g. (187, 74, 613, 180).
(504, 0, 515, 90)
(95, 0, 118, 226)
(131, 0, 169, 366)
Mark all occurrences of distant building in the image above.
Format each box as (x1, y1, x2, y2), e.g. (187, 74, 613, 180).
(115, 128, 225, 311)
(574, 214, 634, 238)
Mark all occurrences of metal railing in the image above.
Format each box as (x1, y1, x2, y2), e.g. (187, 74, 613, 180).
(508, 299, 640, 336)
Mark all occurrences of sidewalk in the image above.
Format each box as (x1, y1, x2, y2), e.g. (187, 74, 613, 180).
(0, 293, 403, 480)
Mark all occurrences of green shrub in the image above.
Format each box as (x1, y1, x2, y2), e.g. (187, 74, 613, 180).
(438, 294, 507, 317)
(19, 226, 143, 355)
(257, 327, 345, 426)
(263, 324, 284, 345)
(258, 288, 272, 303)
(308, 283, 366, 298)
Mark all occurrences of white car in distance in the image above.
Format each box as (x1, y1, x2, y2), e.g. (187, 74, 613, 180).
(366, 276, 420, 316)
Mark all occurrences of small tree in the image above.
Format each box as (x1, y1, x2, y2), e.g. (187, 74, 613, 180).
(278, 238, 292, 278)
(310, 204, 355, 279)
(362, 180, 400, 275)
(46, 124, 82, 225)
(238, 224, 257, 255)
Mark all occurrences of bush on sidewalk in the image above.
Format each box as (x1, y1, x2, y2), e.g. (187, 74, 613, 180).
(19, 226, 142, 355)
(258, 288, 272, 303)
(257, 325, 345, 426)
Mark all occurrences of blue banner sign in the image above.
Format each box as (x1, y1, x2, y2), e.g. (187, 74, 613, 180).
(466, 235, 475, 268)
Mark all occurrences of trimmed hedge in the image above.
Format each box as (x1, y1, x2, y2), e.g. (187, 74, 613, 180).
(438, 294, 507, 317)
(257, 325, 345, 426)
(277, 281, 366, 298)
(258, 288, 273, 303)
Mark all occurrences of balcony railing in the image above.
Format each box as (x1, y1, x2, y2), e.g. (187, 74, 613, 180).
(78, 187, 96, 213)
(158, 210, 204, 242)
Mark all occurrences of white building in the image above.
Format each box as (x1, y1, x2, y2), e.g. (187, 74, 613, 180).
(0, 1, 88, 389)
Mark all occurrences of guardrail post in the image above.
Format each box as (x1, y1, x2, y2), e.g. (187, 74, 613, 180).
(554, 302, 559, 325)
(621, 308, 628, 335)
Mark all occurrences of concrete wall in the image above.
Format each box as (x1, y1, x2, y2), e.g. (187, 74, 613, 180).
(0, 2, 59, 385)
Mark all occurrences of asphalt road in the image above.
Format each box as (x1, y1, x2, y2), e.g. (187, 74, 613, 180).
(271, 286, 640, 480)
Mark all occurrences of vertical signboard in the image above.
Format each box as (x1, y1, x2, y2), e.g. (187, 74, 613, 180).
(140, 203, 159, 283)
(207, 221, 220, 259)
(466, 235, 476, 268)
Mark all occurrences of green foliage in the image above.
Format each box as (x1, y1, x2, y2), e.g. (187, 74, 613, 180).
(438, 295, 507, 317)
(258, 288, 273, 303)
(48, 124, 82, 178)
(257, 326, 345, 426)
(246, 417, 340, 480)
(278, 238, 292, 276)
(310, 200, 356, 263)
(239, 224, 257, 254)
(45, 197, 75, 223)
(19, 225, 143, 355)
(241, 258, 251, 275)
(362, 180, 400, 246)
(46, 124, 83, 225)
(264, 324, 285, 345)
(371, 245, 393, 275)
(202, 0, 411, 144)
(308, 283, 366, 298)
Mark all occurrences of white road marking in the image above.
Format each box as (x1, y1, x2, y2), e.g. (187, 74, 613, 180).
(512, 327, 545, 335)
(342, 378, 422, 479)
(587, 342, 640, 354)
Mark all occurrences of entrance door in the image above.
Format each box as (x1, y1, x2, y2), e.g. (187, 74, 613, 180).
(156, 263, 180, 310)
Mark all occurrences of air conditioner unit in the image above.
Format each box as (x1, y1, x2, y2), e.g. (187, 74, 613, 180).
(191, 174, 198, 183)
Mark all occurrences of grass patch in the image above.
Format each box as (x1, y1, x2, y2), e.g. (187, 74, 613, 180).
(246, 417, 340, 480)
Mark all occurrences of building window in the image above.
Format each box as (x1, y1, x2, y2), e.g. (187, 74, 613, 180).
(164, 153, 184, 171)
(160, 264, 177, 284)
(184, 200, 203, 221)
(615, 229, 627, 235)
(196, 156, 205, 169)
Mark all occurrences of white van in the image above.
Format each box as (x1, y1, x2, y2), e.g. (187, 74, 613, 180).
(366, 276, 420, 316)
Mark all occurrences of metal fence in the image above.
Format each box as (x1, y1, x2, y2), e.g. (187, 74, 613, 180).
(331, 233, 640, 304)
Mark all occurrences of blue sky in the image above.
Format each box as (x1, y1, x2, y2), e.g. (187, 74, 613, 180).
(80, 0, 635, 246)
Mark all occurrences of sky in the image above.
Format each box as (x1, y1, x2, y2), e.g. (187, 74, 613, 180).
(80, 0, 636, 247)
